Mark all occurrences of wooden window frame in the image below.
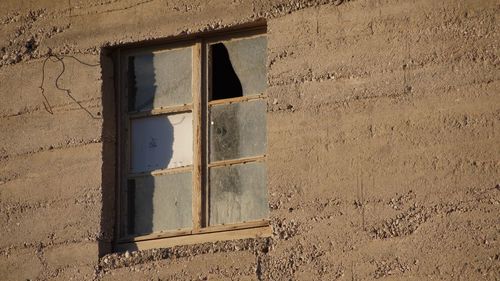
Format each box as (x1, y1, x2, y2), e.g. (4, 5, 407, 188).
(113, 26, 271, 252)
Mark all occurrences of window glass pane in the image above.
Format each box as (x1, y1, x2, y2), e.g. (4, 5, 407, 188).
(211, 36, 267, 100)
(209, 162, 268, 225)
(128, 47, 192, 111)
(127, 172, 192, 235)
(131, 112, 192, 173)
(209, 99, 266, 162)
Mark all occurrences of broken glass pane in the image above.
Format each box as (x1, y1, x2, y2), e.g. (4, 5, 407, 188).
(209, 99, 266, 162)
(128, 47, 192, 112)
(209, 162, 268, 225)
(127, 172, 192, 235)
(211, 36, 267, 100)
(130, 112, 193, 173)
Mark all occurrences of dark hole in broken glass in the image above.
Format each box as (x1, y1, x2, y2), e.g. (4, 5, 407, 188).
(211, 43, 243, 100)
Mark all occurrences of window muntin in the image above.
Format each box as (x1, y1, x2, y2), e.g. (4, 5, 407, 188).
(117, 31, 268, 245)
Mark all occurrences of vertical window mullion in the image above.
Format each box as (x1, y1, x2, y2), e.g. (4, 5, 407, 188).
(192, 41, 203, 231)
(205, 42, 212, 227)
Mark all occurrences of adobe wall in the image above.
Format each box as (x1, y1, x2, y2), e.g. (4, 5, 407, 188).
(0, 0, 498, 280)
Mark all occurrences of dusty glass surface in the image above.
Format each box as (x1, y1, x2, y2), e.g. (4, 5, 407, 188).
(130, 112, 193, 173)
(211, 36, 267, 99)
(209, 99, 266, 162)
(128, 47, 192, 112)
(209, 162, 268, 225)
(128, 172, 192, 235)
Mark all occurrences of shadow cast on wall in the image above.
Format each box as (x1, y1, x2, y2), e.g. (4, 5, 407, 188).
(99, 48, 117, 256)
(99, 42, 243, 254)
(100, 49, 176, 254)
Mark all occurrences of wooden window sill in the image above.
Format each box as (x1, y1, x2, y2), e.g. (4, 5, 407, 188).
(115, 220, 271, 252)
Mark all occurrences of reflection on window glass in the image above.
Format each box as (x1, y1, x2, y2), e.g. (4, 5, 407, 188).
(127, 172, 192, 235)
(128, 47, 192, 112)
(209, 162, 268, 225)
(210, 99, 266, 162)
(211, 36, 267, 100)
(130, 112, 193, 173)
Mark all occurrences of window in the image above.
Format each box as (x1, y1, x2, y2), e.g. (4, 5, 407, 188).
(115, 28, 270, 251)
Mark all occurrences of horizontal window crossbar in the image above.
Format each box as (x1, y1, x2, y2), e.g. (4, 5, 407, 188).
(208, 94, 266, 106)
(128, 165, 192, 178)
(128, 103, 192, 118)
(208, 155, 266, 168)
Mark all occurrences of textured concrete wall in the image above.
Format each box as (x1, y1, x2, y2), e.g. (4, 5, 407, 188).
(0, 0, 498, 280)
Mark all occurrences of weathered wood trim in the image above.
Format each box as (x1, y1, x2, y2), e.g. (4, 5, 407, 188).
(204, 28, 267, 46)
(113, 26, 269, 253)
(116, 225, 272, 252)
(192, 41, 203, 231)
(208, 155, 266, 168)
(118, 219, 269, 243)
(208, 94, 266, 106)
(127, 165, 193, 178)
(195, 219, 270, 234)
(204, 41, 212, 226)
(118, 228, 193, 243)
(128, 104, 192, 119)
